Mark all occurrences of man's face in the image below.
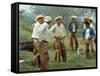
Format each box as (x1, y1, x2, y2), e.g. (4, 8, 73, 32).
(38, 17, 44, 24)
(85, 23, 90, 28)
(72, 18, 76, 22)
(56, 18, 62, 25)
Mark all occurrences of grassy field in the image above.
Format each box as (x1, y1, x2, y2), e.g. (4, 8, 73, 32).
(19, 38, 96, 72)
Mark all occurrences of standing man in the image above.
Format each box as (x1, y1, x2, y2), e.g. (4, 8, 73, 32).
(37, 16, 52, 70)
(82, 21, 96, 58)
(68, 16, 79, 51)
(83, 17, 96, 51)
(32, 15, 44, 69)
(50, 16, 66, 63)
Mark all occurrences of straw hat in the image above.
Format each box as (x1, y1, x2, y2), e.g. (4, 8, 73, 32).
(84, 16, 90, 20)
(89, 17, 93, 21)
(55, 16, 62, 21)
(71, 16, 77, 19)
(44, 16, 52, 22)
(35, 15, 44, 21)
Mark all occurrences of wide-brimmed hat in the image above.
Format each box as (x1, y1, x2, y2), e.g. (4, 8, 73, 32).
(71, 16, 77, 19)
(55, 16, 62, 21)
(88, 17, 93, 22)
(44, 16, 52, 22)
(84, 16, 90, 20)
(35, 15, 44, 21)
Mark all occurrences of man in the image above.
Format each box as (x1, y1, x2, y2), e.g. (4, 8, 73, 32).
(50, 16, 66, 63)
(32, 15, 44, 68)
(82, 21, 96, 58)
(83, 17, 96, 51)
(37, 16, 52, 70)
(68, 16, 79, 51)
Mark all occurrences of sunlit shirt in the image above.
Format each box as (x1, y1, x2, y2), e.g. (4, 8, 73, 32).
(72, 23, 76, 32)
(37, 22, 50, 41)
(50, 23, 66, 38)
(32, 22, 41, 39)
(85, 28, 90, 39)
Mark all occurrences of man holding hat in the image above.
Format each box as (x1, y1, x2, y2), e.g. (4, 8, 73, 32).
(32, 15, 44, 69)
(50, 16, 66, 63)
(37, 16, 52, 70)
(68, 16, 79, 51)
(82, 21, 96, 58)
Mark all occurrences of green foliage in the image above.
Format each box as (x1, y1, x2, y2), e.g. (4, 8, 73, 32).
(19, 14, 33, 42)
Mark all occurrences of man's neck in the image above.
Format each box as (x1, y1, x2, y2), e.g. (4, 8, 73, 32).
(57, 23, 61, 26)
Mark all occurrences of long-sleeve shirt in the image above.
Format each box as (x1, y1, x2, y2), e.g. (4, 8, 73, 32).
(68, 22, 78, 33)
(50, 23, 66, 38)
(82, 27, 95, 40)
(31, 22, 41, 39)
(37, 22, 50, 41)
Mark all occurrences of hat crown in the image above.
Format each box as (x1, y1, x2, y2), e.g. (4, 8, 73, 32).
(35, 15, 44, 21)
(55, 16, 62, 21)
(44, 16, 52, 22)
(71, 16, 77, 19)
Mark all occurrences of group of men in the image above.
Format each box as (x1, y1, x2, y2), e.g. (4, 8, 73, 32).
(31, 15, 96, 70)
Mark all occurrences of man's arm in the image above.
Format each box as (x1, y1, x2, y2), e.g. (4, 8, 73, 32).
(49, 25, 56, 37)
(62, 24, 66, 38)
(37, 23, 47, 33)
(82, 29, 85, 40)
(49, 25, 56, 33)
(68, 22, 71, 32)
(90, 28, 95, 39)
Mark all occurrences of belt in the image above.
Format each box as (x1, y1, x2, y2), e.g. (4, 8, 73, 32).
(42, 40, 48, 43)
(33, 38, 38, 40)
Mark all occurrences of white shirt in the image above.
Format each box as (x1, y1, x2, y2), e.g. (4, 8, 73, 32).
(85, 28, 90, 39)
(72, 23, 76, 32)
(37, 22, 50, 41)
(50, 23, 66, 38)
(83, 24, 86, 29)
(31, 22, 41, 39)
(84, 23, 96, 35)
